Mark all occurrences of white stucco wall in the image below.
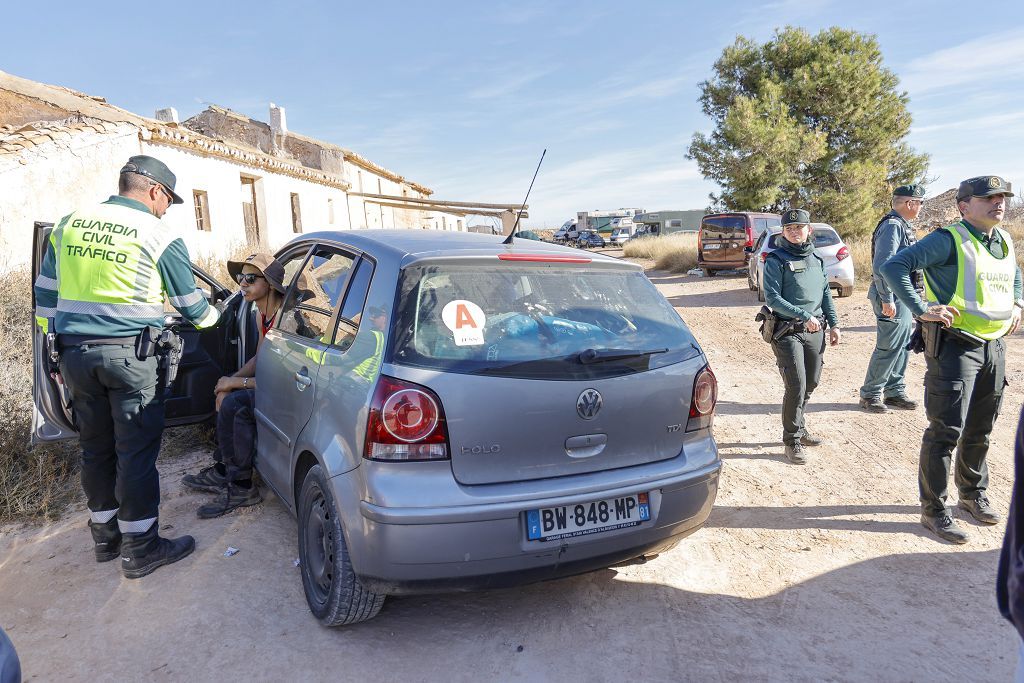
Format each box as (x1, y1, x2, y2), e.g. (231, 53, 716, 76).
(0, 124, 141, 270)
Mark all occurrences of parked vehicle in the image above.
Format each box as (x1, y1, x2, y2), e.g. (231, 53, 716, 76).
(575, 230, 606, 249)
(553, 219, 576, 243)
(512, 230, 545, 242)
(32, 227, 721, 626)
(610, 226, 634, 246)
(746, 223, 855, 301)
(697, 212, 781, 275)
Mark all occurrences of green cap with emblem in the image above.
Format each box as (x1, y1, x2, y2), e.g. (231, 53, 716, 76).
(893, 184, 925, 198)
(956, 175, 1014, 203)
(119, 155, 184, 204)
(781, 209, 810, 226)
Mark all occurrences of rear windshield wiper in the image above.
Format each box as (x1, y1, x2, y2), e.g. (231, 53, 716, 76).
(577, 348, 668, 364)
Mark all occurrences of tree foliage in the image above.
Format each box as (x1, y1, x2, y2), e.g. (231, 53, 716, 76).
(687, 26, 929, 236)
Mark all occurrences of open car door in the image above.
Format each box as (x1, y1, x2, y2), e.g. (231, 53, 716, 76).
(31, 221, 246, 445)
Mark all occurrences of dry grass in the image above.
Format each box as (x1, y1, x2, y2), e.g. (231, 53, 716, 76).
(622, 233, 700, 273)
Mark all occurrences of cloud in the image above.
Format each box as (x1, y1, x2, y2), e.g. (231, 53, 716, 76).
(911, 110, 1024, 136)
(467, 68, 552, 99)
(900, 28, 1024, 94)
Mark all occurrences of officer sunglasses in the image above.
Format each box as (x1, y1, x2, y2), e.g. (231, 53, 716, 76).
(151, 182, 174, 205)
(236, 273, 266, 285)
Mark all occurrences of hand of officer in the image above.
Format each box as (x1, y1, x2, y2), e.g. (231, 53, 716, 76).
(215, 375, 234, 394)
(919, 305, 959, 327)
(881, 302, 896, 318)
(829, 328, 841, 346)
(804, 317, 822, 333)
(1010, 306, 1022, 335)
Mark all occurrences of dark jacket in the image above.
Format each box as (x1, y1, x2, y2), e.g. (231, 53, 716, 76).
(997, 406, 1024, 640)
(762, 239, 839, 327)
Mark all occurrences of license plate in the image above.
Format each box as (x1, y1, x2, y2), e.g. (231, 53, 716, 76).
(526, 493, 651, 541)
(703, 243, 721, 250)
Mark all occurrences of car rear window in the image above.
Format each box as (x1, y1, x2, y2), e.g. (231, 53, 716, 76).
(391, 262, 699, 380)
(701, 216, 746, 239)
(767, 228, 841, 249)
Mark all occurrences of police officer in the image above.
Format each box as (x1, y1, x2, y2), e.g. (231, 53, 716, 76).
(763, 209, 842, 464)
(33, 155, 220, 577)
(859, 184, 925, 413)
(882, 175, 1022, 543)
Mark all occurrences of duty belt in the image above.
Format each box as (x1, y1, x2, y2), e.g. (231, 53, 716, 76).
(58, 334, 135, 349)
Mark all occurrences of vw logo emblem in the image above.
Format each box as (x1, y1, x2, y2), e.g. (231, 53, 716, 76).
(577, 389, 603, 420)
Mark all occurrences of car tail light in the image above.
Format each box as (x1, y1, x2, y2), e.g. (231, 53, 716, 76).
(686, 364, 717, 432)
(744, 226, 754, 248)
(836, 246, 850, 261)
(760, 251, 768, 263)
(365, 375, 449, 461)
(696, 230, 702, 251)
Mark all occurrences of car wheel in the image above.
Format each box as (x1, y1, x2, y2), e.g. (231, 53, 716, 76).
(757, 286, 765, 303)
(705, 269, 717, 277)
(840, 285, 854, 298)
(298, 464, 385, 626)
(747, 273, 757, 291)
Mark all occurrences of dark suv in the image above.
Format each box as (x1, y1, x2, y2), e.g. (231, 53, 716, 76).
(697, 212, 781, 275)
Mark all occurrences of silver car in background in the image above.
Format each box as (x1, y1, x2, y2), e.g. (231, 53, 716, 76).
(747, 223, 855, 301)
(33, 229, 721, 626)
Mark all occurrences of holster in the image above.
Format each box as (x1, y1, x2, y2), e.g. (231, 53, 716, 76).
(156, 328, 183, 388)
(45, 318, 60, 374)
(920, 321, 943, 359)
(755, 306, 777, 344)
(907, 323, 926, 354)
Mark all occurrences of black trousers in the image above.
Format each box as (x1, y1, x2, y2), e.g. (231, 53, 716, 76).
(215, 389, 257, 483)
(59, 343, 164, 523)
(920, 335, 1006, 516)
(771, 330, 825, 446)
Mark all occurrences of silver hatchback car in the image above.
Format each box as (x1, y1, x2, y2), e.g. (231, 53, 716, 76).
(32, 228, 721, 626)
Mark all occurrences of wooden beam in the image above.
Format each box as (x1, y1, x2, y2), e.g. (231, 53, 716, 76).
(364, 199, 526, 219)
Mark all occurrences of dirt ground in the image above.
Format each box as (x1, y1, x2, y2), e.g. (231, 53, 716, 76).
(1, 253, 1021, 682)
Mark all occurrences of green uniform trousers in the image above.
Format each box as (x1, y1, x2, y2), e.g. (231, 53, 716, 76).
(920, 334, 1006, 516)
(771, 329, 825, 446)
(59, 342, 165, 523)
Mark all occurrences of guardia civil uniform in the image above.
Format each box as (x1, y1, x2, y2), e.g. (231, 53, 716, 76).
(33, 156, 219, 577)
(859, 184, 925, 411)
(882, 175, 1022, 543)
(763, 209, 840, 464)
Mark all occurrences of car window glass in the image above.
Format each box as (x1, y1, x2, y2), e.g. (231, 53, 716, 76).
(278, 247, 355, 342)
(391, 263, 699, 380)
(702, 216, 746, 239)
(767, 228, 839, 250)
(334, 258, 375, 348)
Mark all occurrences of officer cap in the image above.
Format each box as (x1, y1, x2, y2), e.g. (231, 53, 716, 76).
(956, 175, 1014, 203)
(781, 209, 811, 226)
(119, 155, 184, 204)
(893, 184, 925, 198)
(227, 253, 289, 294)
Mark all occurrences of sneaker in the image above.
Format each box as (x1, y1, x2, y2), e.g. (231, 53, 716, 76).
(784, 443, 807, 465)
(182, 465, 226, 494)
(196, 484, 263, 519)
(884, 395, 918, 410)
(921, 513, 968, 544)
(859, 397, 888, 413)
(799, 433, 823, 447)
(958, 496, 1001, 525)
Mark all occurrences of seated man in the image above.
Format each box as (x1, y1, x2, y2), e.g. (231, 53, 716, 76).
(181, 253, 294, 518)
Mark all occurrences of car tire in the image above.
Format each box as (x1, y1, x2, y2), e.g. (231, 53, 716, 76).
(757, 286, 765, 303)
(747, 274, 757, 291)
(298, 464, 385, 626)
(839, 285, 854, 298)
(705, 269, 717, 277)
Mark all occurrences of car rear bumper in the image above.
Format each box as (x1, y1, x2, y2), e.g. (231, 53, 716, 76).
(332, 446, 721, 594)
(826, 261, 855, 289)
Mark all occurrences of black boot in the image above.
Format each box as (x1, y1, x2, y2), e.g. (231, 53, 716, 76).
(120, 522, 196, 579)
(88, 518, 122, 563)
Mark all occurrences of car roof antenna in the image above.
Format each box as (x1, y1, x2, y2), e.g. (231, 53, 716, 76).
(502, 149, 546, 245)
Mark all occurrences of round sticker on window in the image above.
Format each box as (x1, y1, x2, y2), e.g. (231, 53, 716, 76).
(441, 300, 486, 346)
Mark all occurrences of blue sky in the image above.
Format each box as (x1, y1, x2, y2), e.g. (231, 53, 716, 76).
(4, 1, 1022, 227)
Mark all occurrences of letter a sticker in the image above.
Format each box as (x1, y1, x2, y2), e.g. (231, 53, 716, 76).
(441, 300, 486, 346)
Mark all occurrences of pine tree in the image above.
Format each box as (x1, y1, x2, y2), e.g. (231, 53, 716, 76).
(687, 26, 929, 236)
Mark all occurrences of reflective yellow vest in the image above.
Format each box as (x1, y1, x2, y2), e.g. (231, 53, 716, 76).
(925, 222, 1016, 340)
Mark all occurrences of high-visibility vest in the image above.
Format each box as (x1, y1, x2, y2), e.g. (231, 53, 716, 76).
(925, 221, 1016, 340)
(352, 330, 384, 382)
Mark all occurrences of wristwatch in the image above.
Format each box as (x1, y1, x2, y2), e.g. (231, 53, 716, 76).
(242, 377, 249, 388)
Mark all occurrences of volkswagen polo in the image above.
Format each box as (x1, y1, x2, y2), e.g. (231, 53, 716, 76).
(32, 227, 721, 626)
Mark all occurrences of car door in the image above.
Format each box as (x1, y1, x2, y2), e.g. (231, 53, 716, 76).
(254, 242, 358, 501)
(30, 221, 241, 445)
